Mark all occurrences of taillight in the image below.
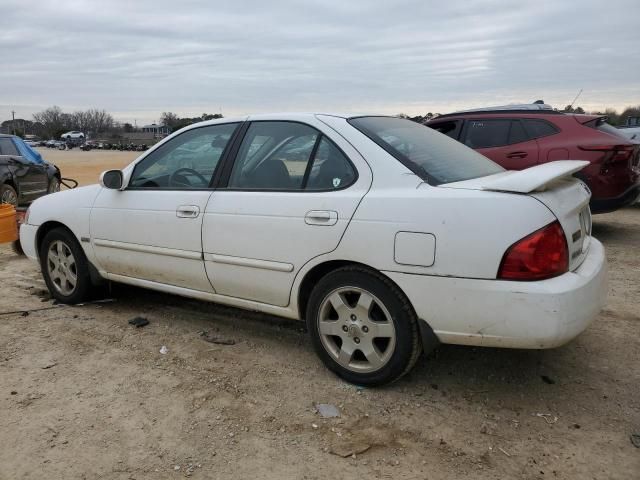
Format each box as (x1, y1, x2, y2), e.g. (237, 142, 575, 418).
(579, 144, 634, 171)
(498, 221, 568, 281)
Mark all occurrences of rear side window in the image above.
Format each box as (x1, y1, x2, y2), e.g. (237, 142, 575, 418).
(228, 121, 356, 191)
(508, 121, 529, 144)
(522, 119, 559, 139)
(0, 138, 20, 156)
(462, 120, 510, 148)
(428, 120, 461, 139)
(349, 116, 503, 185)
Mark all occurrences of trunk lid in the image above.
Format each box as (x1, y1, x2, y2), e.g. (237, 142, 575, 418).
(440, 160, 592, 271)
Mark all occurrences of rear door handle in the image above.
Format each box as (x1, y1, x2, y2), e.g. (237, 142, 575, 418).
(176, 205, 200, 218)
(305, 210, 338, 226)
(506, 151, 528, 159)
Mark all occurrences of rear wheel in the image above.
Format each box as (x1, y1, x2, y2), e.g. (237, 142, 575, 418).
(306, 266, 422, 386)
(0, 184, 18, 206)
(39, 228, 92, 303)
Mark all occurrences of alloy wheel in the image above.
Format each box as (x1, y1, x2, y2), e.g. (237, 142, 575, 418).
(317, 287, 396, 373)
(1, 188, 18, 206)
(47, 240, 77, 296)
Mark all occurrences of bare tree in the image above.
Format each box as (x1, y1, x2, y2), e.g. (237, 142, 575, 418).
(160, 112, 180, 129)
(32, 106, 69, 138)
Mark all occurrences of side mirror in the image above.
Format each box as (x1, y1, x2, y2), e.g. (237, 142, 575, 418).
(100, 170, 124, 190)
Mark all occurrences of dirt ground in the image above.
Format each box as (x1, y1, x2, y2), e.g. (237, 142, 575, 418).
(0, 150, 638, 479)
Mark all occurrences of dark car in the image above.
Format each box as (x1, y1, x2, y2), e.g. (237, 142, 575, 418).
(426, 104, 640, 213)
(0, 134, 61, 206)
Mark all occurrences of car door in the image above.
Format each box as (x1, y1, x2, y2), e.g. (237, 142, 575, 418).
(461, 119, 539, 170)
(90, 122, 239, 292)
(0, 137, 48, 203)
(202, 119, 371, 307)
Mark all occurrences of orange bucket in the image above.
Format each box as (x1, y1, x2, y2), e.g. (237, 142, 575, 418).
(0, 204, 19, 243)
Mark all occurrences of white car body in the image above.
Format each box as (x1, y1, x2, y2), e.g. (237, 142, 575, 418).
(21, 113, 607, 352)
(60, 131, 85, 139)
(616, 126, 640, 142)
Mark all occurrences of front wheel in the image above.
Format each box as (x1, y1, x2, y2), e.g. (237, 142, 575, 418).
(0, 183, 18, 206)
(39, 228, 92, 303)
(306, 266, 422, 386)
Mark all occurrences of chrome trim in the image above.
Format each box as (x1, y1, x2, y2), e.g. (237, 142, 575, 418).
(93, 238, 202, 260)
(204, 253, 294, 272)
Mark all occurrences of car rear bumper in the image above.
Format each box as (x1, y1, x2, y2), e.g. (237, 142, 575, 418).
(385, 239, 607, 349)
(590, 182, 640, 213)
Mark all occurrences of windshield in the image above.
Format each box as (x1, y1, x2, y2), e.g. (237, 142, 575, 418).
(348, 116, 503, 185)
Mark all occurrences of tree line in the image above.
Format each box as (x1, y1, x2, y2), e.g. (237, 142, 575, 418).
(2, 104, 639, 139)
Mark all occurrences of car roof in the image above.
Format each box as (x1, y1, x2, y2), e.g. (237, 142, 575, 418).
(179, 112, 383, 131)
(433, 104, 566, 120)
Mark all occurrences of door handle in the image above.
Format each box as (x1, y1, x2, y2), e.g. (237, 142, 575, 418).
(176, 205, 200, 218)
(305, 210, 338, 226)
(506, 151, 528, 159)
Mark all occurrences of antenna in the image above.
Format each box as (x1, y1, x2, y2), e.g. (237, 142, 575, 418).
(569, 88, 583, 109)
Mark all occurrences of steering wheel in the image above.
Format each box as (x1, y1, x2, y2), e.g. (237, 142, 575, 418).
(169, 167, 208, 188)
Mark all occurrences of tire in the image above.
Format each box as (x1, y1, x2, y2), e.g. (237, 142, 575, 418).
(0, 183, 18, 206)
(39, 227, 92, 304)
(306, 266, 422, 386)
(48, 176, 61, 194)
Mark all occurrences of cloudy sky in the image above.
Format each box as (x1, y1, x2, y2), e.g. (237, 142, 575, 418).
(1, 0, 639, 125)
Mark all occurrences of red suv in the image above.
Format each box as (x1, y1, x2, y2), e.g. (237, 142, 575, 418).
(426, 105, 640, 213)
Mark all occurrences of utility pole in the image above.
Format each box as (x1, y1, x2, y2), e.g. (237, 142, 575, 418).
(11, 110, 16, 135)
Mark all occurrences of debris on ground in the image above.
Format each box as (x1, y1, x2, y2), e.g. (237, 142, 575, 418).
(41, 362, 57, 370)
(316, 403, 340, 418)
(199, 331, 235, 345)
(75, 298, 116, 307)
(498, 447, 511, 457)
(535, 413, 558, 424)
(329, 441, 371, 458)
(128, 316, 149, 328)
(159, 346, 168, 355)
(541, 375, 556, 384)
(631, 433, 640, 448)
(0, 305, 64, 317)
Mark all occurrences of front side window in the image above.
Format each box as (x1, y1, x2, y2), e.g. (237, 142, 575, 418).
(129, 123, 238, 189)
(228, 121, 356, 191)
(349, 116, 503, 185)
(0, 138, 20, 156)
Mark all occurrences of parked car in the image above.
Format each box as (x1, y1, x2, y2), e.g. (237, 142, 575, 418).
(426, 104, 640, 213)
(0, 134, 61, 206)
(60, 131, 85, 140)
(616, 116, 640, 142)
(19, 114, 606, 385)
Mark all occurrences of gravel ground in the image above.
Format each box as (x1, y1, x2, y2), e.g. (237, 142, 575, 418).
(0, 150, 638, 479)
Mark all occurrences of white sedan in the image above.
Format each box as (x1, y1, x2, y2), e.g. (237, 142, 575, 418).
(20, 113, 607, 385)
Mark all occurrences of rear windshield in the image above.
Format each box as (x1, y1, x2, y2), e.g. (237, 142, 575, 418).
(348, 116, 503, 185)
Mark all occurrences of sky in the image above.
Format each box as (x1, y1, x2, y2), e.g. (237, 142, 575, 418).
(1, 0, 639, 125)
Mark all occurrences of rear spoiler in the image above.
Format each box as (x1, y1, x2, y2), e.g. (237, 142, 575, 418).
(481, 160, 589, 194)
